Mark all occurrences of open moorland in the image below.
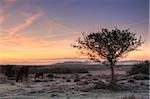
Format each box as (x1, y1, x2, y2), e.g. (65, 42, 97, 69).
(0, 61, 149, 99)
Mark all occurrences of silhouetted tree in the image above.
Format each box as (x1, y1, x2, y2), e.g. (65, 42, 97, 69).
(72, 28, 144, 85)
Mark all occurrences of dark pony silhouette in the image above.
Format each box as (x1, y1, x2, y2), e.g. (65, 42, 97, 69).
(16, 66, 29, 82)
(35, 72, 43, 79)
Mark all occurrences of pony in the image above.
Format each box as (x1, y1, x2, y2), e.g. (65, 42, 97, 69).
(16, 66, 29, 82)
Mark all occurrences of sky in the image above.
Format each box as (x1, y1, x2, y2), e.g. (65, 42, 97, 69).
(0, 0, 149, 64)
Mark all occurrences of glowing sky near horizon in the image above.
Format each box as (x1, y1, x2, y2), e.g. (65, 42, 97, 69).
(0, 0, 149, 64)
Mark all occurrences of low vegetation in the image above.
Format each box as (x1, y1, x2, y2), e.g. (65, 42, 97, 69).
(127, 60, 149, 75)
(48, 67, 88, 74)
(0, 65, 18, 77)
(0, 65, 89, 78)
(120, 95, 144, 99)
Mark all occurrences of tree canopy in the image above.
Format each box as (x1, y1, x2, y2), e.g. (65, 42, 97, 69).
(72, 28, 144, 64)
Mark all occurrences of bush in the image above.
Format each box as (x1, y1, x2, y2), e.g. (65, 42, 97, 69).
(127, 60, 149, 75)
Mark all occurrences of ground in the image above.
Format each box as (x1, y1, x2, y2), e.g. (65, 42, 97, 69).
(0, 68, 149, 99)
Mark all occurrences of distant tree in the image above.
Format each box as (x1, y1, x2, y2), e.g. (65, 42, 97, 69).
(72, 28, 144, 85)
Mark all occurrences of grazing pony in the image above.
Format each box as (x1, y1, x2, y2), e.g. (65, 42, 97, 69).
(16, 66, 29, 82)
(35, 72, 44, 79)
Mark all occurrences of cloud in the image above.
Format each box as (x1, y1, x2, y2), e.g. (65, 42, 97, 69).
(47, 20, 75, 33)
(0, 0, 17, 23)
(41, 19, 79, 40)
(9, 9, 44, 36)
(0, 1, 78, 63)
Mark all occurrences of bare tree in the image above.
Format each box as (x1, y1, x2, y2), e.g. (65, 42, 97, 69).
(72, 28, 144, 85)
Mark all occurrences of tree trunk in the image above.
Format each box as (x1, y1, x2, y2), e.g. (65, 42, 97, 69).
(110, 62, 116, 85)
(110, 64, 115, 82)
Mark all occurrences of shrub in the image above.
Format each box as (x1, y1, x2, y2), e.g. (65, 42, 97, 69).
(127, 60, 149, 75)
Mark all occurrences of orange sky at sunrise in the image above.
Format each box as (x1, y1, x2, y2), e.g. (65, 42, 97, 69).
(0, 0, 149, 64)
